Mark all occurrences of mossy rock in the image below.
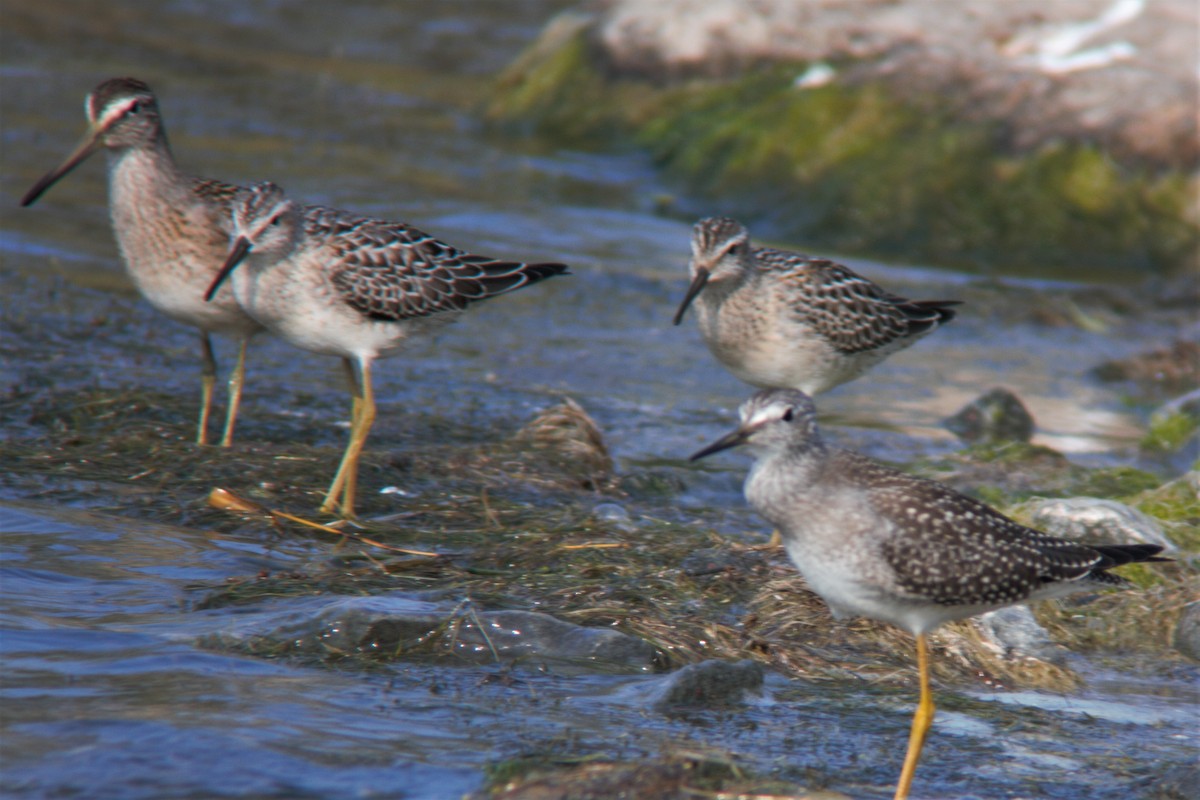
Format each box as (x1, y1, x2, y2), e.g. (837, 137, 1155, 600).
(487, 23, 1199, 278)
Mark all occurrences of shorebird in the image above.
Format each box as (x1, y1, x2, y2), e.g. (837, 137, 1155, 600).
(20, 77, 260, 447)
(205, 181, 568, 518)
(691, 389, 1166, 800)
(673, 217, 959, 396)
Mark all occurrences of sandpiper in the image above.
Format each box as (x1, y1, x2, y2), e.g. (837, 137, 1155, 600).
(691, 388, 1166, 800)
(21, 77, 261, 447)
(205, 181, 568, 518)
(674, 217, 959, 396)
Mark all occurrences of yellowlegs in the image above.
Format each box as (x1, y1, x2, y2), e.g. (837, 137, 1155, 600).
(20, 77, 261, 447)
(691, 389, 1166, 800)
(674, 217, 959, 395)
(205, 181, 568, 519)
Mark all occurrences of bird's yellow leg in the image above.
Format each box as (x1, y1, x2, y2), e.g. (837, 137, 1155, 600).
(748, 528, 783, 550)
(322, 359, 359, 514)
(337, 360, 375, 520)
(218, 335, 250, 447)
(197, 333, 217, 446)
(345, 358, 363, 441)
(321, 358, 367, 517)
(894, 632, 934, 800)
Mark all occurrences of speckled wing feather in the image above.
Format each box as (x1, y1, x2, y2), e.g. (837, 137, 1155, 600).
(830, 451, 1118, 607)
(302, 207, 567, 322)
(756, 248, 956, 354)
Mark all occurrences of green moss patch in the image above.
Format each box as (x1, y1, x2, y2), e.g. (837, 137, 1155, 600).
(1143, 412, 1200, 454)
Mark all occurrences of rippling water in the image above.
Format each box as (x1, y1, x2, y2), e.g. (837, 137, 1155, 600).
(1, 2, 1195, 798)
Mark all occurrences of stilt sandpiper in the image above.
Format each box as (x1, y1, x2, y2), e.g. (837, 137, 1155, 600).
(674, 217, 959, 396)
(205, 181, 568, 518)
(21, 77, 261, 446)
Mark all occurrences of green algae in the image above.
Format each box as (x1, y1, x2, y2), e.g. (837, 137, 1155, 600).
(489, 14, 662, 148)
(1142, 412, 1200, 454)
(1073, 466, 1167, 499)
(487, 26, 1199, 277)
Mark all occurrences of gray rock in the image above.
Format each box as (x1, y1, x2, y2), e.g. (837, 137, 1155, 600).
(647, 659, 765, 711)
(974, 605, 1066, 664)
(1026, 497, 1177, 552)
(943, 387, 1035, 443)
(1172, 601, 1200, 662)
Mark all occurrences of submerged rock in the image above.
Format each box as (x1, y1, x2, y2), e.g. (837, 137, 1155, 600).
(206, 595, 661, 672)
(974, 606, 1066, 664)
(1025, 497, 1177, 551)
(943, 387, 1036, 444)
(629, 659, 765, 711)
(372, 607, 662, 672)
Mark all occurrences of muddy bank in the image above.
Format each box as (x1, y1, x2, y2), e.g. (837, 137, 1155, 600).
(486, 0, 1200, 276)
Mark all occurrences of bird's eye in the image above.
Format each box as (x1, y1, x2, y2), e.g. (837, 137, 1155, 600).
(782, 408, 795, 422)
(128, 101, 142, 115)
(269, 215, 281, 227)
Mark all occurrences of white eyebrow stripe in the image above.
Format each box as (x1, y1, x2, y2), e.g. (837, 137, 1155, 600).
(743, 404, 783, 427)
(96, 97, 139, 129)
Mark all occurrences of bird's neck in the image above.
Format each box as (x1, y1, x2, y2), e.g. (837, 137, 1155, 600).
(106, 137, 188, 206)
(746, 439, 829, 514)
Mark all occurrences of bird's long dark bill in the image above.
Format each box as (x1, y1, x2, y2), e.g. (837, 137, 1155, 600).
(672, 268, 710, 326)
(690, 428, 748, 461)
(20, 129, 104, 207)
(205, 237, 253, 302)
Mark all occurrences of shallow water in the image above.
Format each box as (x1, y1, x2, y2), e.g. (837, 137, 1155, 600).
(1, 2, 1196, 799)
